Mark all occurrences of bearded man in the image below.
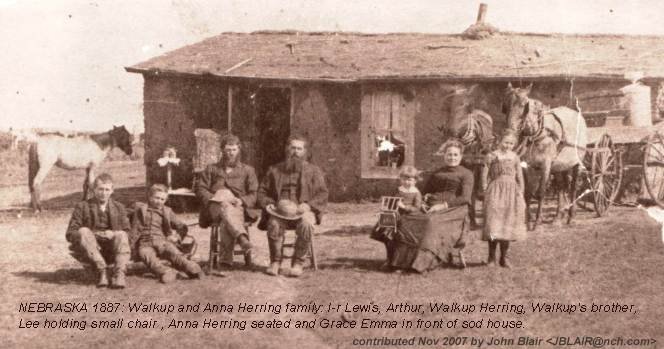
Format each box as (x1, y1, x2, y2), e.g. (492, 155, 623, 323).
(196, 134, 258, 267)
(257, 135, 328, 277)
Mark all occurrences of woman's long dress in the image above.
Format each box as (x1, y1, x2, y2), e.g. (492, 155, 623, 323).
(390, 165, 474, 272)
(482, 152, 527, 241)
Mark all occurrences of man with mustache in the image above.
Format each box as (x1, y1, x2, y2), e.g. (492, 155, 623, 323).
(257, 135, 328, 277)
(196, 134, 258, 268)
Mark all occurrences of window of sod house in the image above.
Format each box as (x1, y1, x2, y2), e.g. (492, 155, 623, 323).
(360, 90, 415, 179)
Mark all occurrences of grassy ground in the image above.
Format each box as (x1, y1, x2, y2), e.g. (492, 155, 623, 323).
(1, 161, 663, 348)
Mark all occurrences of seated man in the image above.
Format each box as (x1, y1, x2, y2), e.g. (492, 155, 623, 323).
(66, 173, 131, 288)
(196, 134, 258, 267)
(131, 184, 203, 283)
(257, 134, 328, 277)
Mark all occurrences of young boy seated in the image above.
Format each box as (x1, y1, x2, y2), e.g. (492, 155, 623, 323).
(66, 173, 131, 288)
(131, 184, 203, 283)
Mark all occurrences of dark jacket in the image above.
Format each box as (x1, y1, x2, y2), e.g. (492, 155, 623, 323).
(257, 161, 328, 226)
(128, 202, 188, 258)
(66, 198, 130, 241)
(422, 165, 474, 208)
(195, 161, 259, 227)
(130, 202, 187, 237)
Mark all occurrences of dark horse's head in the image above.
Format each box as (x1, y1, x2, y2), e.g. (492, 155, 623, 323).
(110, 125, 134, 155)
(503, 82, 540, 136)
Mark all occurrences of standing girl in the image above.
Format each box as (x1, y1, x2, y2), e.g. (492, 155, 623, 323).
(481, 128, 526, 268)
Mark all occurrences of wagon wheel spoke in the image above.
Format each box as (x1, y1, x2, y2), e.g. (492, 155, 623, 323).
(646, 164, 664, 200)
(603, 180, 615, 199)
(643, 134, 664, 208)
(645, 147, 664, 163)
(601, 152, 611, 170)
(645, 161, 664, 168)
(592, 171, 607, 182)
(656, 165, 664, 201)
(604, 156, 616, 173)
(595, 183, 608, 212)
(647, 139, 664, 160)
(657, 177, 664, 200)
(645, 135, 664, 163)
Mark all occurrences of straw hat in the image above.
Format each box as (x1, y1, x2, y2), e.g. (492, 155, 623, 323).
(266, 199, 303, 220)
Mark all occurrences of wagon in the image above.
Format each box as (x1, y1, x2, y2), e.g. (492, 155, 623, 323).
(577, 112, 664, 216)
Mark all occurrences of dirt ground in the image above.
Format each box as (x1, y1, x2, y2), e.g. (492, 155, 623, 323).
(1, 161, 663, 348)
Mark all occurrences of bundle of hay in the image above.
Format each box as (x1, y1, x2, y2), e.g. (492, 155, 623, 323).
(462, 22, 499, 40)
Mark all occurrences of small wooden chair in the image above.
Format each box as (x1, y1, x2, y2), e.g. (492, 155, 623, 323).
(377, 196, 401, 237)
(208, 222, 253, 271)
(280, 229, 318, 270)
(449, 249, 467, 269)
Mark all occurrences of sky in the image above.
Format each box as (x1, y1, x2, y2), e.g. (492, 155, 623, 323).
(2, 0, 664, 132)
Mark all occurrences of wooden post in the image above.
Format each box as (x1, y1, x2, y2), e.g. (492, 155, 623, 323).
(227, 85, 233, 132)
(476, 3, 488, 24)
(166, 164, 173, 191)
(289, 87, 295, 125)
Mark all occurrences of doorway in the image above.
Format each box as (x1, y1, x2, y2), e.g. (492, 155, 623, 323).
(254, 87, 291, 178)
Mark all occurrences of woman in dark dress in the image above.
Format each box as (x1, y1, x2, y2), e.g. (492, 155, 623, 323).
(389, 139, 474, 272)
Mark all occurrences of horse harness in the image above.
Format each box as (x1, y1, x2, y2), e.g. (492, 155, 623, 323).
(515, 101, 567, 158)
(459, 111, 494, 165)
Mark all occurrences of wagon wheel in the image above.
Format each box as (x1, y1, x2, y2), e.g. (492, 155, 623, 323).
(643, 132, 664, 208)
(590, 134, 623, 216)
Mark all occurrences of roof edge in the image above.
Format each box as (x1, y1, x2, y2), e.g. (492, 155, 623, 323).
(230, 29, 664, 40)
(125, 67, 657, 83)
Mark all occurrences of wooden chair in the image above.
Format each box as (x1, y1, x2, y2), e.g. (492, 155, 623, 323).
(280, 229, 318, 270)
(208, 222, 253, 271)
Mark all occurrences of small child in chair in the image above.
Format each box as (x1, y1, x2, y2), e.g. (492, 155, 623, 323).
(371, 166, 423, 270)
(131, 184, 203, 283)
(395, 166, 423, 214)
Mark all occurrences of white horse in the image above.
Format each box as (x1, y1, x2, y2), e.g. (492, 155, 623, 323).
(28, 126, 134, 211)
(8, 128, 37, 150)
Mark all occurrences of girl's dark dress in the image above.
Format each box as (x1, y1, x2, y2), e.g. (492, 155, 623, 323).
(370, 186, 422, 259)
(390, 165, 474, 272)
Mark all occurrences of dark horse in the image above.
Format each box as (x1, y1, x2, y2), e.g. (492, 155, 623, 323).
(503, 83, 587, 229)
(28, 126, 134, 211)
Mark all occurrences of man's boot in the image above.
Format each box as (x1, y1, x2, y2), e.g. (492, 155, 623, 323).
(160, 269, 177, 284)
(291, 228, 311, 277)
(97, 268, 109, 288)
(112, 270, 126, 289)
(110, 253, 130, 289)
(265, 237, 282, 276)
(499, 241, 511, 268)
(184, 260, 203, 279)
(290, 262, 304, 277)
(266, 262, 280, 276)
